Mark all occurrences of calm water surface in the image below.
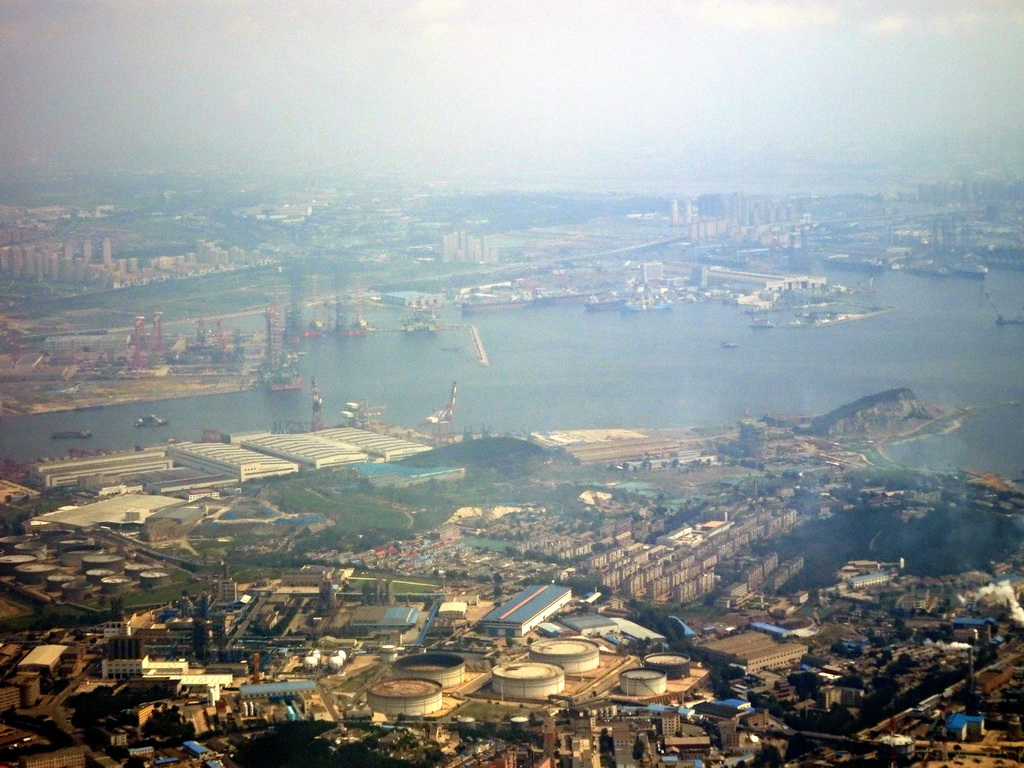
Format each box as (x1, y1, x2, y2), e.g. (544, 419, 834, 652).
(2, 268, 1022, 477)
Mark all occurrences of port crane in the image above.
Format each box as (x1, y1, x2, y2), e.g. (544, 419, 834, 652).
(423, 381, 457, 442)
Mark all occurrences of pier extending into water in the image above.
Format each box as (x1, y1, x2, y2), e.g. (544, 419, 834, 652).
(469, 325, 489, 366)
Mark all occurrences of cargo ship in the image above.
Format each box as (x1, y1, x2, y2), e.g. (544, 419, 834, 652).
(622, 294, 672, 312)
(460, 298, 533, 314)
(533, 290, 590, 307)
(584, 295, 628, 312)
(750, 319, 776, 329)
(951, 263, 988, 279)
(135, 415, 169, 428)
(51, 429, 92, 439)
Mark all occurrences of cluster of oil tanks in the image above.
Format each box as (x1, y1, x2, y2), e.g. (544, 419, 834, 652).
(617, 653, 692, 697)
(486, 637, 606, 700)
(365, 637, 615, 717)
(366, 651, 469, 717)
(0, 534, 169, 601)
(302, 648, 347, 672)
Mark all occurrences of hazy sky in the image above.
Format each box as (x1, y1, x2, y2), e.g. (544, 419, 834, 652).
(1, 0, 1022, 178)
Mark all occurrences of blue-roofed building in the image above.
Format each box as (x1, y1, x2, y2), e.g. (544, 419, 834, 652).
(945, 712, 985, 741)
(537, 621, 569, 637)
(669, 616, 698, 637)
(750, 621, 792, 639)
(238, 679, 317, 700)
(693, 699, 753, 719)
(182, 742, 209, 758)
(348, 605, 421, 637)
(479, 585, 572, 637)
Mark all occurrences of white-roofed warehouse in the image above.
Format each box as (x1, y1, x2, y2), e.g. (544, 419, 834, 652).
(240, 433, 367, 469)
(168, 442, 298, 482)
(315, 428, 430, 461)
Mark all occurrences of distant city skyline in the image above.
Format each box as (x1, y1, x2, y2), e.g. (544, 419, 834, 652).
(0, 0, 1022, 180)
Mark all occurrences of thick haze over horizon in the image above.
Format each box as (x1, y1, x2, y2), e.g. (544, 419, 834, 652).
(1, 0, 1023, 182)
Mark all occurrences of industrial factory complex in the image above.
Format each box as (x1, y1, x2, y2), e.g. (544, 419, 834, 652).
(26, 426, 432, 492)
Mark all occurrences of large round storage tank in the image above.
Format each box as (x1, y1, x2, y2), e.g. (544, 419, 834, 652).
(0, 535, 31, 553)
(14, 562, 57, 584)
(643, 653, 691, 680)
(529, 638, 601, 673)
(12, 541, 46, 558)
(491, 662, 564, 699)
(0, 554, 37, 574)
(367, 678, 443, 717)
(393, 652, 466, 688)
(61, 579, 90, 601)
(101, 577, 133, 596)
(80, 553, 125, 574)
(85, 568, 117, 584)
(45, 574, 77, 593)
(0, 536, 29, 552)
(123, 562, 151, 578)
(139, 571, 169, 589)
(60, 547, 102, 568)
(56, 538, 92, 554)
(619, 667, 668, 697)
(876, 735, 914, 760)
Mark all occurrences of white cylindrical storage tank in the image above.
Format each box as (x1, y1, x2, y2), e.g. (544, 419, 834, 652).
(876, 735, 914, 760)
(14, 562, 57, 584)
(367, 678, 443, 717)
(328, 651, 347, 671)
(393, 652, 466, 688)
(60, 548, 101, 568)
(491, 662, 565, 699)
(0, 554, 38, 574)
(139, 571, 170, 589)
(85, 568, 116, 584)
(81, 553, 125, 574)
(61, 579, 90, 601)
(380, 645, 399, 664)
(643, 653, 691, 680)
(304, 654, 320, 671)
(46, 574, 77, 593)
(619, 667, 668, 697)
(529, 638, 601, 673)
(101, 577, 133, 596)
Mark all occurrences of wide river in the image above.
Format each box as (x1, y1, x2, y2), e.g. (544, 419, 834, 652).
(2, 267, 1023, 478)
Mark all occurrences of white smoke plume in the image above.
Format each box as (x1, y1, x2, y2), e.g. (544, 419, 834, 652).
(924, 639, 972, 651)
(975, 581, 1024, 626)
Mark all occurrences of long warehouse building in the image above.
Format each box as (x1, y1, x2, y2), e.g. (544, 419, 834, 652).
(240, 434, 367, 469)
(167, 442, 298, 482)
(31, 448, 173, 489)
(315, 428, 431, 462)
(479, 585, 573, 638)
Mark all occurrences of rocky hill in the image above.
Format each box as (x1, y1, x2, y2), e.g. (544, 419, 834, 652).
(808, 388, 929, 437)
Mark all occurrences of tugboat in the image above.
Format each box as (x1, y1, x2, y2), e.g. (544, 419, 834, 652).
(135, 414, 169, 428)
